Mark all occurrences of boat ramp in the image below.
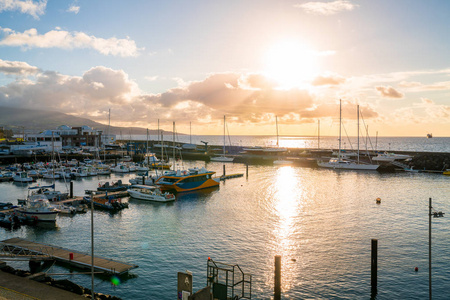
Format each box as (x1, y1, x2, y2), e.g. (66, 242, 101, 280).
(0, 237, 138, 275)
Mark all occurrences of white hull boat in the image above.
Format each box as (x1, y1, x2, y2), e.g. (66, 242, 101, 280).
(128, 185, 176, 202)
(16, 194, 59, 222)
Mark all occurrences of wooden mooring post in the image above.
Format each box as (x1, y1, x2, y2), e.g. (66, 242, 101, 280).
(246, 163, 248, 178)
(371, 239, 378, 293)
(274, 255, 281, 300)
(223, 164, 226, 177)
(69, 181, 73, 198)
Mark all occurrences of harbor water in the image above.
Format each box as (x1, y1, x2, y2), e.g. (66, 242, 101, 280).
(133, 135, 450, 153)
(1, 158, 450, 299)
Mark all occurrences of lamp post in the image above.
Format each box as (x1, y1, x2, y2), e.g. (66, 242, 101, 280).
(429, 197, 444, 300)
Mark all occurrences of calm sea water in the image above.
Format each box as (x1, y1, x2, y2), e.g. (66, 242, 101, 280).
(1, 159, 450, 299)
(132, 135, 450, 153)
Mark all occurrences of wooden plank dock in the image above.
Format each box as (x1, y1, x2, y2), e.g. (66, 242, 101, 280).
(1, 237, 138, 275)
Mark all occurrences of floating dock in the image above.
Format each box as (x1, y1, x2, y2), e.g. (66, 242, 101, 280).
(220, 173, 244, 181)
(0, 237, 138, 275)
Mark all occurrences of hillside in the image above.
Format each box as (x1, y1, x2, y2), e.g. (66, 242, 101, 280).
(0, 106, 156, 136)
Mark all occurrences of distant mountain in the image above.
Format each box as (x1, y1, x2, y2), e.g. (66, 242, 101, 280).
(0, 106, 156, 136)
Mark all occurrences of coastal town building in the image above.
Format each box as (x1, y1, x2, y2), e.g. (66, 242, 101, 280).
(0, 125, 114, 155)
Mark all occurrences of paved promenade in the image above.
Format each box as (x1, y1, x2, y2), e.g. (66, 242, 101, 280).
(0, 271, 85, 300)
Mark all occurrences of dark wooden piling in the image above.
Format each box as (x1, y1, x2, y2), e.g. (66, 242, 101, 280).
(246, 164, 248, 178)
(223, 164, 226, 177)
(274, 255, 281, 300)
(371, 239, 378, 292)
(69, 181, 73, 198)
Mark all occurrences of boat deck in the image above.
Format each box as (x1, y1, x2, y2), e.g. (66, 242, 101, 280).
(1, 237, 138, 275)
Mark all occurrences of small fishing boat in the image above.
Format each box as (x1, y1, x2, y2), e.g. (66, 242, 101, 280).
(128, 185, 175, 202)
(28, 184, 69, 202)
(51, 204, 76, 215)
(13, 171, 34, 182)
(15, 194, 59, 222)
(83, 195, 128, 211)
(97, 180, 129, 192)
(443, 169, 450, 176)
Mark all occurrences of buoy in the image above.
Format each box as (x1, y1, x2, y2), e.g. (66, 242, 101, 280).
(376, 197, 381, 203)
(291, 258, 296, 262)
(415, 267, 419, 272)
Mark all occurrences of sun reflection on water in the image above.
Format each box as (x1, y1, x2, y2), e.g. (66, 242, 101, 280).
(269, 166, 306, 293)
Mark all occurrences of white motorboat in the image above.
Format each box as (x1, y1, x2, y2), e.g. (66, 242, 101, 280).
(128, 185, 175, 202)
(372, 152, 412, 162)
(13, 171, 34, 182)
(51, 204, 76, 215)
(111, 164, 130, 173)
(16, 194, 59, 222)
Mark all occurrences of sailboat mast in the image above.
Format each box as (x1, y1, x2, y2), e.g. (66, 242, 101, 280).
(173, 122, 175, 171)
(318, 120, 320, 149)
(223, 115, 226, 156)
(276, 116, 279, 147)
(338, 100, 341, 160)
(357, 104, 360, 164)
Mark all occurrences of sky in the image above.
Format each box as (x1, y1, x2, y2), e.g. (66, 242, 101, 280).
(0, 0, 449, 137)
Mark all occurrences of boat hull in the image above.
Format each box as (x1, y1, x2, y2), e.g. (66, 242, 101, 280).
(128, 189, 175, 202)
(317, 160, 379, 170)
(19, 211, 58, 222)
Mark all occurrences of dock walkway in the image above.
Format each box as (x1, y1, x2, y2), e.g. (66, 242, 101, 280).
(1, 237, 138, 275)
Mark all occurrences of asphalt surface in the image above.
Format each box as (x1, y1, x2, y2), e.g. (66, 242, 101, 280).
(0, 270, 86, 300)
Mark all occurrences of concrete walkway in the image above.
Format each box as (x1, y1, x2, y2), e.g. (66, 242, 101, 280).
(0, 270, 85, 300)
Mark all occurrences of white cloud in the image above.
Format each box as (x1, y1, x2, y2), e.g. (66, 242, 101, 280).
(375, 86, 404, 98)
(295, 0, 358, 16)
(0, 59, 40, 75)
(0, 0, 47, 19)
(0, 27, 142, 57)
(67, 5, 79, 14)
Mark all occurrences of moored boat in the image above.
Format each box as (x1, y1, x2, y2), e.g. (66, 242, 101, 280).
(128, 185, 175, 202)
(83, 195, 128, 211)
(155, 167, 220, 193)
(15, 194, 59, 222)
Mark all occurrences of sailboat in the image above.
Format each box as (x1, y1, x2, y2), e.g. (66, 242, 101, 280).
(317, 100, 379, 171)
(210, 115, 234, 162)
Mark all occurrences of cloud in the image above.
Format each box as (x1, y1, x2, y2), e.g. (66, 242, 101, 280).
(375, 86, 404, 98)
(0, 59, 40, 75)
(67, 5, 79, 14)
(312, 73, 346, 86)
(0, 60, 386, 130)
(0, 0, 47, 19)
(399, 80, 450, 91)
(0, 27, 142, 57)
(294, 0, 358, 15)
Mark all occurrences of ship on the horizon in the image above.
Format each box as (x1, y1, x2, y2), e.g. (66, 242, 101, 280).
(427, 133, 433, 138)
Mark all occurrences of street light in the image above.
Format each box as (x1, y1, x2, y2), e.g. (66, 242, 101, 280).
(429, 197, 444, 300)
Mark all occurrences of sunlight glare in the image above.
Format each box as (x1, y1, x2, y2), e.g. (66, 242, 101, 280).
(264, 40, 318, 89)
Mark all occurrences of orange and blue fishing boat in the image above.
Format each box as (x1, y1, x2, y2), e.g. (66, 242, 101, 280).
(155, 167, 220, 193)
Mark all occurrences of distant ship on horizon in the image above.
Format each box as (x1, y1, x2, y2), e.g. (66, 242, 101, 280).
(427, 133, 433, 138)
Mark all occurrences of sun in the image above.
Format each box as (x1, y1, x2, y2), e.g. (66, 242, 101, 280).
(263, 40, 318, 89)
